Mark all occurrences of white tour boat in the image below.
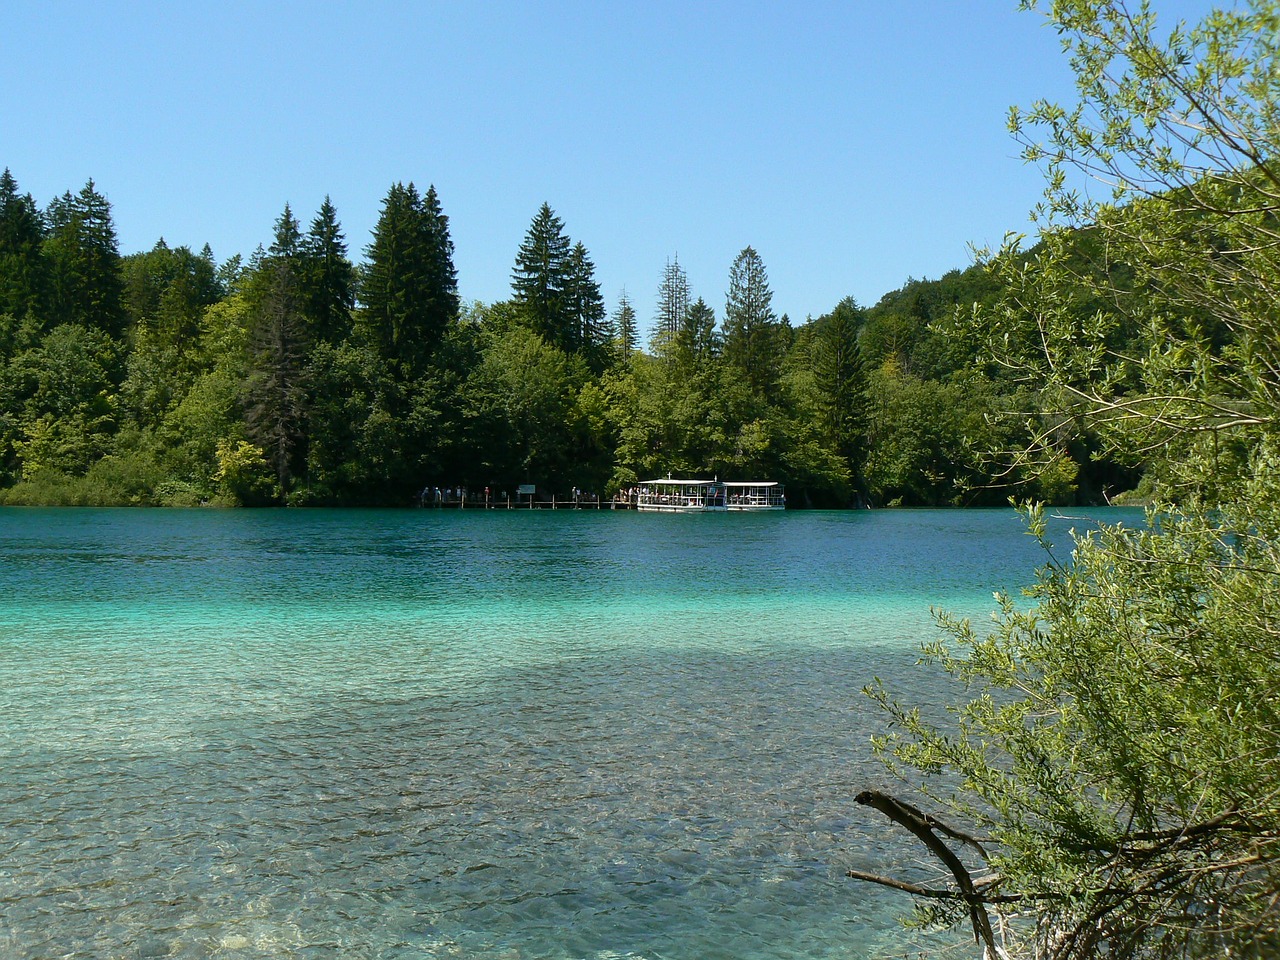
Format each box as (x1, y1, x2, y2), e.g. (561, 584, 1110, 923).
(634, 478, 784, 512)
(722, 480, 786, 511)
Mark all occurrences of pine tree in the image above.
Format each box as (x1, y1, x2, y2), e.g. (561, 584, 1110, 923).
(723, 246, 782, 399)
(301, 196, 354, 345)
(43, 180, 126, 339)
(511, 202, 572, 349)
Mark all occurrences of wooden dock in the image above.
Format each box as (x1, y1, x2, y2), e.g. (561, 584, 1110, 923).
(420, 495, 635, 510)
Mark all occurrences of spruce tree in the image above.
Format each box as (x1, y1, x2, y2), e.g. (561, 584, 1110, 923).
(564, 241, 606, 365)
(511, 203, 572, 349)
(216, 253, 244, 297)
(361, 181, 419, 363)
(245, 258, 307, 498)
(43, 180, 126, 339)
(653, 255, 690, 354)
(813, 297, 867, 484)
(418, 185, 460, 351)
(361, 182, 458, 375)
(269, 203, 302, 260)
(610, 290, 638, 362)
(0, 169, 47, 349)
(301, 197, 354, 345)
(123, 240, 221, 354)
(678, 297, 719, 367)
(236, 204, 316, 498)
(723, 246, 782, 399)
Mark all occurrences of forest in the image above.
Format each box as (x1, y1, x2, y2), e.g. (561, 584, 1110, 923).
(0, 169, 1137, 509)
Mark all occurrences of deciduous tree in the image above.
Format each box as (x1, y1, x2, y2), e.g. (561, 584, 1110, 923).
(858, 3, 1280, 957)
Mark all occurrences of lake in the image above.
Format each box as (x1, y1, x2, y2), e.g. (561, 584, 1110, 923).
(0, 506, 1139, 959)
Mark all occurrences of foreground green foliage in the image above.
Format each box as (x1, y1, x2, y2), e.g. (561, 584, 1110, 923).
(863, 2, 1280, 957)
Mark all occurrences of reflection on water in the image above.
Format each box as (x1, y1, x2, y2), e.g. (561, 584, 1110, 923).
(0, 507, 1138, 958)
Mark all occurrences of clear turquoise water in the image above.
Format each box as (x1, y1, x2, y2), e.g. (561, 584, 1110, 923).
(0, 507, 1140, 959)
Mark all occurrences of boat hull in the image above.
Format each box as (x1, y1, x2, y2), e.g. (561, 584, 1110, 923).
(635, 503, 728, 513)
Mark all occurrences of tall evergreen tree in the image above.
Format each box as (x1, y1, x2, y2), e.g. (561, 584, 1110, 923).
(361, 181, 421, 363)
(216, 252, 244, 297)
(723, 246, 783, 399)
(122, 239, 221, 354)
(677, 297, 719, 367)
(418, 185, 460, 349)
(235, 204, 316, 498)
(301, 196, 354, 345)
(0, 169, 46, 349)
(269, 203, 302, 260)
(360, 182, 459, 375)
(43, 180, 126, 339)
(611, 290, 638, 362)
(813, 297, 867, 485)
(564, 241, 607, 364)
(511, 202, 572, 349)
(653, 255, 690, 354)
(245, 258, 307, 498)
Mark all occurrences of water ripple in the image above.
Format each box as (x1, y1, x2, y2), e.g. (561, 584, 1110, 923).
(0, 507, 1136, 958)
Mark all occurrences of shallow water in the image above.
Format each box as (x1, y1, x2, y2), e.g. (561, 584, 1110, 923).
(0, 506, 1139, 959)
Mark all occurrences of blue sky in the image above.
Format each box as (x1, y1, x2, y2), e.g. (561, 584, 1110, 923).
(3, 1, 1217, 331)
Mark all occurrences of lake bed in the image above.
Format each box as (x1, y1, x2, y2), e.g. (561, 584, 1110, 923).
(0, 507, 1138, 959)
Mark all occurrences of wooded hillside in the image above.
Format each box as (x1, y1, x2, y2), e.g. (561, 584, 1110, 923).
(0, 172, 1145, 508)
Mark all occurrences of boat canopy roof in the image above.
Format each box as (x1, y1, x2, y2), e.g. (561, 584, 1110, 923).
(639, 478, 781, 488)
